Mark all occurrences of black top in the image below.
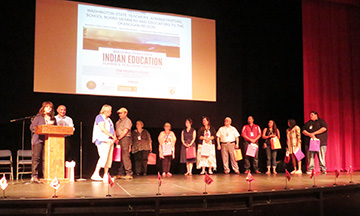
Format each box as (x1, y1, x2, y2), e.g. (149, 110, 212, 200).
(131, 129, 152, 153)
(197, 126, 216, 145)
(264, 128, 275, 145)
(302, 118, 328, 146)
(182, 127, 196, 147)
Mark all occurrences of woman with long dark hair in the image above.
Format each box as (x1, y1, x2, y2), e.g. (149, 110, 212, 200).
(196, 116, 217, 174)
(262, 120, 280, 174)
(29, 101, 57, 183)
(287, 119, 302, 174)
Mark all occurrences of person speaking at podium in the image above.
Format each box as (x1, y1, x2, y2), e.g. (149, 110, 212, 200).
(30, 101, 57, 183)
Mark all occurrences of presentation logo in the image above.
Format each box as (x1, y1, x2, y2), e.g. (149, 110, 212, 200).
(86, 81, 96, 90)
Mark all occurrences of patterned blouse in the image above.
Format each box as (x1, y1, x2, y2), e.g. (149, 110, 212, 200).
(286, 125, 301, 153)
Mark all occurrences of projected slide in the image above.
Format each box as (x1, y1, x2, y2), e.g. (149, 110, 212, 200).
(34, 0, 216, 101)
(76, 5, 192, 99)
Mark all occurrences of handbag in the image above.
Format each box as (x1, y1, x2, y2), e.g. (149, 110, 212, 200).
(162, 144, 173, 156)
(113, 145, 121, 162)
(284, 150, 290, 163)
(201, 144, 211, 156)
(186, 146, 196, 159)
(309, 138, 320, 152)
(234, 149, 243, 161)
(246, 143, 258, 157)
(147, 152, 157, 165)
(294, 147, 305, 161)
(270, 137, 281, 150)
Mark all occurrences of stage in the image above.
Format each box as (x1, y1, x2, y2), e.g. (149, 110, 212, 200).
(1, 172, 360, 215)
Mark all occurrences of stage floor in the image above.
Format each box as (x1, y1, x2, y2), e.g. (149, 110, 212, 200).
(3, 171, 360, 199)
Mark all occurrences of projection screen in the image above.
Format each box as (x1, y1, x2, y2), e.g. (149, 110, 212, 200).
(34, 0, 216, 101)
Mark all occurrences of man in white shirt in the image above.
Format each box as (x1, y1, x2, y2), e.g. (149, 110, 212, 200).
(55, 105, 75, 161)
(216, 117, 240, 174)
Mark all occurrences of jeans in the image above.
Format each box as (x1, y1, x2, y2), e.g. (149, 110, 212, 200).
(265, 145, 277, 168)
(243, 141, 259, 171)
(308, 145, 327, 171)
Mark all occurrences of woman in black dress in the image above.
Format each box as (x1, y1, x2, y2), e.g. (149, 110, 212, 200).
(180, 119, 197, 175)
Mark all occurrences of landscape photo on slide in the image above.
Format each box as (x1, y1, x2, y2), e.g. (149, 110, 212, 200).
(83, 27, 180, 58)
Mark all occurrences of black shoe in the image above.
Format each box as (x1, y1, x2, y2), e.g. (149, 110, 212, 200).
(321, 170, 327, 174)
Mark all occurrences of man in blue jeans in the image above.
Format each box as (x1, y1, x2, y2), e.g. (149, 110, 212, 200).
(302, 111, 328, 174)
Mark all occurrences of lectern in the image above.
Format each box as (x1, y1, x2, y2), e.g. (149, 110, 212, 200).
(35, 125, 73, 180)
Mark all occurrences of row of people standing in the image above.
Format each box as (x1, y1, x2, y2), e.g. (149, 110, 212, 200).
(177, 115, 262, 176)
(176, 116, 257, 176)
(29, 102, 327, 183)
(91, 104, 328, 180)
(178, 113, 328, 176)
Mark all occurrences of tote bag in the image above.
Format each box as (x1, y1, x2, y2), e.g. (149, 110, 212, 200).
(113, 145, 121, 162)
(246, 143, 258, 157)
(147, 153, 157, 165)
(309, 138, 320, 152)
(186, 146, 196, 159)
(234, 149, 243, 161)
(270, 137, 281, 150)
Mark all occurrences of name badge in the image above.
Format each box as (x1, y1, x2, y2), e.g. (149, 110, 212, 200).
(250, 132, 254, 137)
(309, 125, 313, 130)
(138, 136, 141, 140)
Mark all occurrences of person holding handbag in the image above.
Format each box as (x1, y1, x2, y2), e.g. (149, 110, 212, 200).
(216, 117, 241, 174)
(180, 119, 197, 176)
(197, 116, 217, 175)
(241, 116, 262, 174)
(302, 111, 328, 174)
(286, 119, 302, 174)
(158, 122, 176, 177)
(91, 104, 117, 182)
(262, 120, 280, 174)
(131, 120, 152, 176)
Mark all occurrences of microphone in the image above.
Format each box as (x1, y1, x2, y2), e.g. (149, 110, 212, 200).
(10, 116, 34, 123)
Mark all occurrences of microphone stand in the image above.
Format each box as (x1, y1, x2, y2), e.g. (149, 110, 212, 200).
(77, 122, 86, 181)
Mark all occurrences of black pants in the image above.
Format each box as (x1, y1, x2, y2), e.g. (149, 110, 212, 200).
(65, 137, 73, 162)
(134, 150, 150, 175)
(161, 156, 172, 173)
(32, 143, 44, 178)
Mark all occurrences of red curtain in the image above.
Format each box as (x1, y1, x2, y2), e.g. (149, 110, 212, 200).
(302, 0, 360, 171)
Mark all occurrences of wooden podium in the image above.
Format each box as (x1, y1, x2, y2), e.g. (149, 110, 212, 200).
(35, 125, 74, 180)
